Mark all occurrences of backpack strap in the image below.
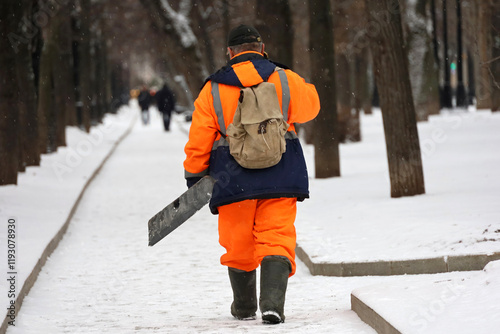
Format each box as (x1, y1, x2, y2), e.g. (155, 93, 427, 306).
(211, 67, 290, 134)
(211, 81, 226, 137)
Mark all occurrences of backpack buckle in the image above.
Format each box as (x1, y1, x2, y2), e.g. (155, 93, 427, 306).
(258, 121, 268, 134)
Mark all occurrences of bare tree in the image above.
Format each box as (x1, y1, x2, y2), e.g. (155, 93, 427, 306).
(50, 1, 77, 147)
(289, 0, 314, 143)
(36, 0, 72, 152)
(222, 0, 230, 46)
(0, 1, 22, 185)
(404, 0, 440, 120)
(15, 0, 40, 169)
(441, 0, 453, 108)
(475, 0, 493, 109)
(289, 0, 311, 79)
(349, 0, 373, 116)
(140, 0, 208, 97)
(89, 10, 110, 125)
(335, 51, 359, 142)
(365, 0, 425, 197)
(455, 0, 467, 107)
(76, 0, 92, 131)
(193, 1, 216, 73)
(53, 0, 78, 127)
(37, 18, 56, 153)
(255, 0, 294, 68)
(491, 0, 500, 112)
(333, 0, 361, 142)
(309, 0, 340, 178)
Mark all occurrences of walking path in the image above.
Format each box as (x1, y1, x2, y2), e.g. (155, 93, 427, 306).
(2, 102, 500, 333)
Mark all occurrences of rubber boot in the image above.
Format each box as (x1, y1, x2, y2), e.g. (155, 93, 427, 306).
(259, 256, 291, 324)
(228, 268, 257, 320)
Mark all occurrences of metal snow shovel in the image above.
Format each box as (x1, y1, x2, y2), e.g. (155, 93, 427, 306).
(148, 176, 216, 246)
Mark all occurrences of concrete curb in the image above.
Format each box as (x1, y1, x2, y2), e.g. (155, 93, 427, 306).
(1, 116, 137, 334)
(296, 244, 500, 276)
(351, 294, 402, 334)
(297, 245, 500, 334)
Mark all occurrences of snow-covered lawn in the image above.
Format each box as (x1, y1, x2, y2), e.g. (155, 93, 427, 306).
(353, 260, 500, 333)
(1, 104, 137, 328)
(298, 109, 500, 263)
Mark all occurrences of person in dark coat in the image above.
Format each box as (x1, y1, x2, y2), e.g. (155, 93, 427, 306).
(138, 86, 152, 125)
(155, 83, 176, 131)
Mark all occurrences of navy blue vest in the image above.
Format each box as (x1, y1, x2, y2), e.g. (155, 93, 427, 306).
(207, 56, 310, 214)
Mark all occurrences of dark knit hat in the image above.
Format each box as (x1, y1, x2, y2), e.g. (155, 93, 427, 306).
(227, 25, 262, 47)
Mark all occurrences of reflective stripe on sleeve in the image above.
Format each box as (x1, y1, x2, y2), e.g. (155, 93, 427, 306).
(277, 68, 290, 122)
(185, 169, 209, 178)
(211, 82, 226, 135)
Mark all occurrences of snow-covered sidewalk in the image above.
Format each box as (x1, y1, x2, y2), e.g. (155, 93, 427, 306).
(1, 104, 137, 332)
(2, 102, 500, 333)
(4, 108, 379, 333)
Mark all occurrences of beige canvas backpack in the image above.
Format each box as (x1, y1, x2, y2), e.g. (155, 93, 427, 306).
(211, 67, 291, 169)
(225, 81, 289, 169)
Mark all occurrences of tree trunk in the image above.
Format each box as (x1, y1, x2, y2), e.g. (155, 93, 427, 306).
(289, 0, 311, 80)
(365, 0, 425, 197)
(77, 0, 92, 131)
(405, 0, 440, 120)
(465, 0, 478, 105)
(255, 0, 294, 68)
(309, 0, 340, 178)
(467, 50, 476, 105)
(354, 50, 373, 115)
(0, 1, 22, 185)
(97, 36, 110, 121)
(337, 0, 372, 116)
(37, 32, 57, 153)
(15, 0, 40, 169)
(430, 0, 440, 69)
(333, 0, 361, 142)
(53, 0, 78, 127)
(421, 40, 441, 117)
(336, 52, 350, 143)
(222, 0, 230, 47)
(51, 8, 71, 147)
(336, 52, 360, 142)
(456, 0, 467, 107)
(91, 36, 105, 124)
(476, 0, 492, 110)
(36, 2, 66, 151)
(491, 0, 500, 112)
(442, 0, 453, 108)
(288, 0, 313, 143)
(195, 1, 216, 73)
(102, 42, 113, 114)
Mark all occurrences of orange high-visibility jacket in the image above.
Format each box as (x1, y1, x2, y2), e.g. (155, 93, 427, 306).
(184, 51, 320, 213)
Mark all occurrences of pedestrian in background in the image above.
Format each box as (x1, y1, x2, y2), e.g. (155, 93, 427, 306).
(156, 83, 176, 131)
(138, 86, 152, 125)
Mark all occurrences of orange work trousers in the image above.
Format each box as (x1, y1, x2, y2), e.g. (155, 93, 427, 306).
(217, 198, 297, 276)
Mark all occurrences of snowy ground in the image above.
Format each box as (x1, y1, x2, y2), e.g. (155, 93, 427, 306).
(2, 102, 499, 333)
(298, 108, 500, 263)
(0, 105, 137, 329)
(353, 260, 500, 333)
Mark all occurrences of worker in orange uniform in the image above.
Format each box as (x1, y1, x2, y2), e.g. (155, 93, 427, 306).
(183, 25, 320, 324)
